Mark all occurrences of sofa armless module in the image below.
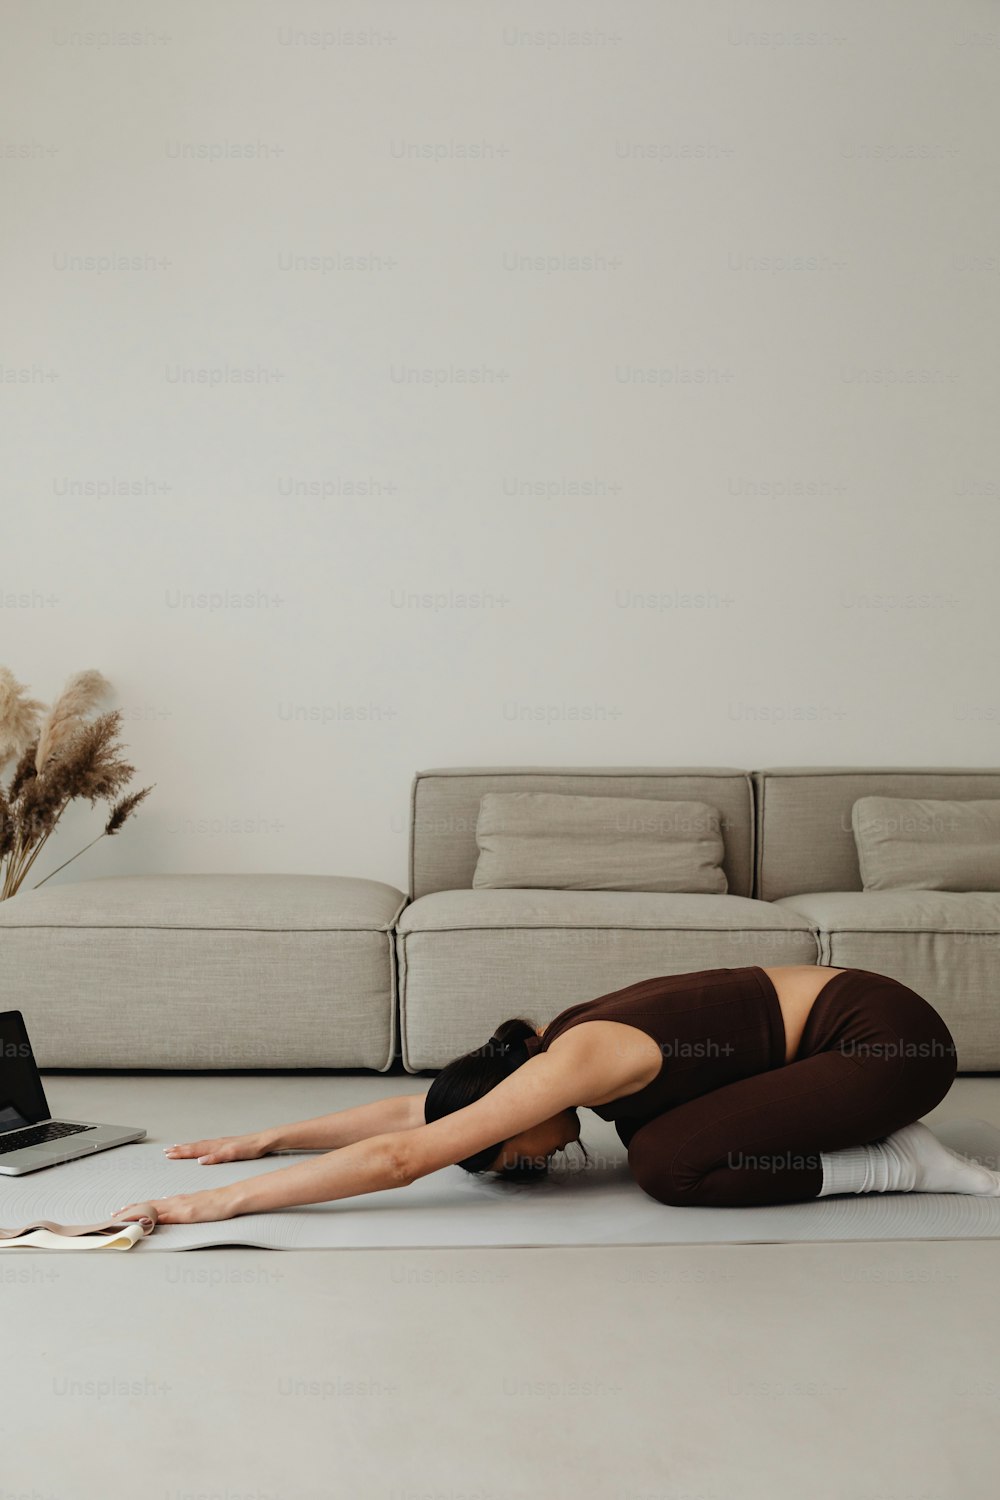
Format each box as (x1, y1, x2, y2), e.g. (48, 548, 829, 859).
(398, 767, 817, 1071)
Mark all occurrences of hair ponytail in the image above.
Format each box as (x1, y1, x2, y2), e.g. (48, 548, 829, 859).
(487, 1016, 537, 1064)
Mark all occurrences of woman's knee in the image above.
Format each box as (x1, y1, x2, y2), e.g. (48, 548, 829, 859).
(627, 1133, 706, 1207)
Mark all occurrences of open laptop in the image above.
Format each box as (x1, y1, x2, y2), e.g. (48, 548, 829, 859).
(0, 1010, 145, 1175)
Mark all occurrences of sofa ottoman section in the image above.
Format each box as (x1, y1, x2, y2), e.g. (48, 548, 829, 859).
(0, 874, 405, 1070)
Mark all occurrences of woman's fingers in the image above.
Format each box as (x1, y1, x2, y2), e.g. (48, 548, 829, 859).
(163, 1136, 262, 1164)
(163, 1137, 235, 1161)
(116, 1194, 224, 1224)
(163, 1139, 214, 1158)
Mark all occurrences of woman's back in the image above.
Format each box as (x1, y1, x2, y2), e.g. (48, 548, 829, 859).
(524, 966, 786, 1145)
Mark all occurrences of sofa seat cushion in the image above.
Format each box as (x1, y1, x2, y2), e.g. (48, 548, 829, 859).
(398, 889, 817, 1070)
(0, 875, 405, 1069)
(399, 887, 812, 934)
(0, 873, 404, 930)
(775, 890, 1000, 1068)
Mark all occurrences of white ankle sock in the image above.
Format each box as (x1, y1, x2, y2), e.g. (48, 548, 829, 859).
(818, 1121, 1000, 1197)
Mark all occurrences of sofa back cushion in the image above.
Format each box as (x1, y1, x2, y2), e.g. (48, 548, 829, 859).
(471, 791, 728, 893)
(409, 768, 754, 899)
(754, 768, 1000, 900)
(852, 796, 1000, 892)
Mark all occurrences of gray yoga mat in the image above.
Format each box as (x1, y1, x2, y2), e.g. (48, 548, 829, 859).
(2, 1117, 999, 1250)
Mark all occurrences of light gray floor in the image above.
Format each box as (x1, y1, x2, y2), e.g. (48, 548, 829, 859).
(3, 1071, 1000, 1499)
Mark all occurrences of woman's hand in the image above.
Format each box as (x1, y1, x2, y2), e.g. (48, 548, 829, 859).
(115, 1187, 242, 1225)
(162, 1132, 273, 1165)
(111, 1131, 278, 1223)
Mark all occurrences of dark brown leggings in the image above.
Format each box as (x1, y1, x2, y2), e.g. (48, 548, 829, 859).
(626, 969, 958, 1208)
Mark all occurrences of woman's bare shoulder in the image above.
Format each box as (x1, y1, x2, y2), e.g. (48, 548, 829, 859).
(545, 1019, 663, 1105)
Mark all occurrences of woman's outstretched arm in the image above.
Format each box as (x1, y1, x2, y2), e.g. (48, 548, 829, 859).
(267, 1092, 428, 1147)
(163, 1093, 428, 1163)
(115, 1038, 609, 1224)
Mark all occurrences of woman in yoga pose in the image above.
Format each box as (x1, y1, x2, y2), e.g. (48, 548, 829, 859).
(116, 964, 1000, 1224)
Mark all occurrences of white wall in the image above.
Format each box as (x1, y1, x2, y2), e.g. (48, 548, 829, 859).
(5, 0, 999, 892)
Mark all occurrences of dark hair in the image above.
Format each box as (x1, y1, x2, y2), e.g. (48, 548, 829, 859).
(423, 1018, 546, 1177)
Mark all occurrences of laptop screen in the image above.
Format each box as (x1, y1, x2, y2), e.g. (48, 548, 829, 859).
(0, 1012, 50, 1134)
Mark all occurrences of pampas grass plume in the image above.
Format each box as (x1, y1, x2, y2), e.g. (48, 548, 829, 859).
(35, 669, 111, 772)
(104, 785, 154, 836)
(0, 668, 46, 771)
(1, 667, 153, 899)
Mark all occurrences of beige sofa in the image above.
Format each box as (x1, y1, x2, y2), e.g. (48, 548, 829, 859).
(4, 764, 999, 1072)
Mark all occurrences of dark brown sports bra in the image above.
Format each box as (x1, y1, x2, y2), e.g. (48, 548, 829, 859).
(522, 966, 785, 1145)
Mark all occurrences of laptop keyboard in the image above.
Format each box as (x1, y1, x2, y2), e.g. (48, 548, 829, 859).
(0, 1121, 96, 1155)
